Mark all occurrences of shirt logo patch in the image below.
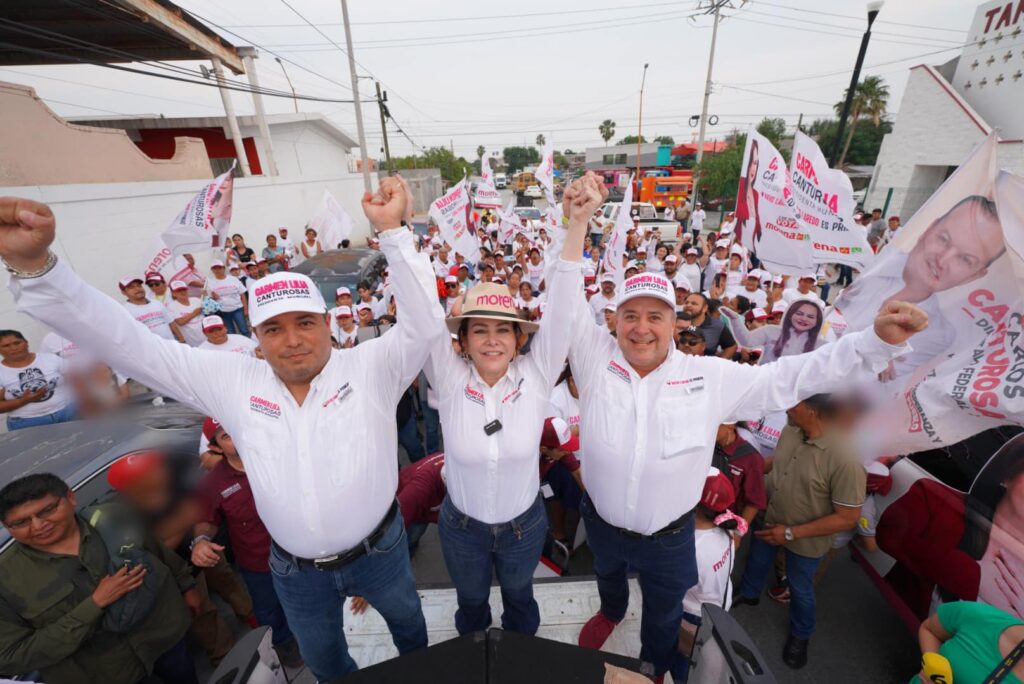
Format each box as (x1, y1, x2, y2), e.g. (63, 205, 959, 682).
(667, 376, 705, 393)
(322, 382, 352, 408)
(249, 395, 281, 418)
(606, 360, 631, 384)
(464, 385, 485, 407)
(502, 378, 525, 404)
(220, 483, 242, 499)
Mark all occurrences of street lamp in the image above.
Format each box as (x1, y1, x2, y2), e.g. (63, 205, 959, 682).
(636, 63, 649, 185)
(830, 1, 884, 167)
(274, 56, 299, 114)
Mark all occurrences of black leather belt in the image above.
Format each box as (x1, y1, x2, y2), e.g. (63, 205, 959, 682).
(585, 494, 693, 539)
(272, 500, 399, 571)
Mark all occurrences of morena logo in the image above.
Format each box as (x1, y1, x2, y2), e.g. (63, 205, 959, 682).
(475, 293, 515, 309)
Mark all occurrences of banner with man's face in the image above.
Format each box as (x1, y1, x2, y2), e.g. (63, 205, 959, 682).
(835, 135, 1024, 453)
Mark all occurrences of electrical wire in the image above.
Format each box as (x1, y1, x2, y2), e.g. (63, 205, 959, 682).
(754, 0, 967, 34)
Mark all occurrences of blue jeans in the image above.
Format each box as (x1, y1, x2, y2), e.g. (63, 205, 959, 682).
(580, 494, 698, 676)
(438, 494, 548, 636)
(670, 612, 702, 683)
(238, 567, 293, 647)
(738, 534, 823, 639)
(407, 521, 428, 554)
(220, 307, 249, 336)
(6, 403, 76, 431)
(422, 404, 441, 454)
(150, 635, 198, 684)
(398, 411, 426, 463)
(269, 510, 427, 680)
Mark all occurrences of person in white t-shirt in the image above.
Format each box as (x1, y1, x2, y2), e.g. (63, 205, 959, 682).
(328, 286, 355, 320)
(145, 272, 170, 304)
(0, 329, 76, 431)
(433, 245, 454, 279)
(119, 275, 182, 342)
(690, 202, 707, 238)
(330, 306, 359, 348)
(737, 273, 768, 309)
(679, 248, 703, 293)
(673, 468, 748, 682)
(781, 273, 825, 308)
(442, 276, 461, 315)
(516, 281, 541, 320)
(588, 276, 616, 325)
(278, 227, 298, 267)
(525, 248, 545, 291)
(207, 261, 250, 336)
(165, 280, 205, 346)
(198, 315, 258, 356)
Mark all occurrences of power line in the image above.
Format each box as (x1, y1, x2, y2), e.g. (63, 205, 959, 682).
(41, 98, 128, 115)
(738, 9, 964, 46)
(728, 16, 966, 49)
(717, 85, 834, 107)
(754, 0, 966, 34)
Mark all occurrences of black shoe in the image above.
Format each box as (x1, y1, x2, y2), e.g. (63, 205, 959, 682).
(782, 634, 809, 669)
(733, 595, 761, 607)
(275, 637, 305, 669)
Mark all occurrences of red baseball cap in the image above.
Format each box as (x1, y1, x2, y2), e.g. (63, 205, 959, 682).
(700, 467, 736, 513)
(201, 417, 221, 441)
(107, 451, 164, 491)
(541, 417, 579, 452)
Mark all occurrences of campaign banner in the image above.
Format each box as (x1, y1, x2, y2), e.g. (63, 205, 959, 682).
(734, 127, 813, 275)
(790, 131, 874, 272)
(141, 163, 235, 280)
(496, 199, 519, 245)
(429, 179, 479, 259)
(536, 143, 555, 204)
(474, 156, 503, 209)
(832, 134, 1024, 452)
(600, 174, 634, 286)
(308, 189, 354, 251)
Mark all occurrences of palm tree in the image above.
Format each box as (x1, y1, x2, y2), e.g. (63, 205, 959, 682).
(476, 145, 485, 174)
(834, 76, 889, 167)
(599, 119, 616, 146)
(536, 134, 546, 147)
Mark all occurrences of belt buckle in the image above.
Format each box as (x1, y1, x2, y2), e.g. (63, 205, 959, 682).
(313, 554, 340, 571)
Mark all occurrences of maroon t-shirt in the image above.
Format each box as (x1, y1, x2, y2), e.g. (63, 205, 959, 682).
(712, 436, 768, 514)
(397, 453, 447, 527)
(198, 460, 272, 572)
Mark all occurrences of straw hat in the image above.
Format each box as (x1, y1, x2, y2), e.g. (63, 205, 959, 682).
(446, 282, 538, 334)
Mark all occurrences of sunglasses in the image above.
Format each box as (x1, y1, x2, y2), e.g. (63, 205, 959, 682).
(146, 281, 163, 286)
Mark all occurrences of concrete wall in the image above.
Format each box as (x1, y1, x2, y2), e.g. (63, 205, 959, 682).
(0, 173, 377, 345)
(0, 82, 212, 185)
(866, 65, 1024, 219)
(379, 168, 443, 216)
(249, 121, 351, 178)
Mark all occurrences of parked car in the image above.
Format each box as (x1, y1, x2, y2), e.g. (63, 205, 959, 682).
(524, 185, 543, 199)
(291, 248, 387, 306)
(593, 201, 681, 245)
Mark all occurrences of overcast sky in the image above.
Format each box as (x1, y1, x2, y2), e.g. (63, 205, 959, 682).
(4, 0, 978, 159)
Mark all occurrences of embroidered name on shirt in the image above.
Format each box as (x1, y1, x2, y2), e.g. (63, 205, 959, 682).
(249, 395, 281, 418)
(221, 483, 242, 499)
(606, 360, 631, 384)
(322, 382, 352, 408)
(464, 385, 485, 407)
(502, 378, 525, 404)
(667, 376, 705, 392)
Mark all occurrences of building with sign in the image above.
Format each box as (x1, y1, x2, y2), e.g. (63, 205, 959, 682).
(866, 0, 1024, 219)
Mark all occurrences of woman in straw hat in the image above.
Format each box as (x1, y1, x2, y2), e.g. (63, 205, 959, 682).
(415, 173, 606, 636)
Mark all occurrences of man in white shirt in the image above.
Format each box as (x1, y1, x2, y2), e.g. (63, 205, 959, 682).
(442, 275, 461, 315)
(119, 276, 183, 342)
(1, 179, 440, 681)
(690, 202, 706, 239)
(145, 272, 169, 304)
(165, 280, 205, 347)
(432, 244, 453, 279)
(199, 315, 259, 356)
(560, 176, 929, 681)
(329, 286, 354, 320)
(330, 306, 359, 348)
(781, 273, 824, 308)
(588, 275, 616, 325)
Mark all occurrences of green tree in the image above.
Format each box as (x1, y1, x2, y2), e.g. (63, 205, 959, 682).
(599, 119, 616, 146)
(391, 146, 472, 184)
(502, 146, 541, 174)
(553, 151, 568, 169)
(811, 117, 892, 166)
(691, 132, 745, 208)
(616, 134, 647, 145)
(653, 135, 675, 145)
(536, 134, 546, 147)
(833, 75, 890, 167)
(755, 117, 787, 148)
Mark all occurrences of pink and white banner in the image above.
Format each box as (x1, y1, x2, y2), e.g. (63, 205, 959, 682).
(600, 174, 634, 286)
(308, 189, 353, 251)
(429, 179, 479, 260)
(141, 163, 235, 280)
(536, 143, 555, 205)
(790, 131, 873, 272)
(474, 156, 503, 208)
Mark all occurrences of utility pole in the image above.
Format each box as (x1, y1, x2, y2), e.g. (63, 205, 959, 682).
(693, 0, 725, 207)
(341, 0, 372, 192)
(375, 81, 392, 174)
(274, 57, 299, 113)
(636, 63, 649, 183)
(238, 47, 279, 176)
(210, 58, 250, 177)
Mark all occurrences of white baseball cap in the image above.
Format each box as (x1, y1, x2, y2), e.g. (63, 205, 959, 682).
(585, 284, 600, 294)
(444, 275, 459, 285)
(248, 272, 328, 328)
(600, 273, 616, 284)
(686, 248, 698, 256)
(673, 276, 691, 291)
(800, 272, 818, 281)
(604, 302, 618, 313)
(334, 305, 353, 319)
(335, 286, 351, 297)
(118, 276, 142, 289)
(664, 255, 678, 264)
(210, 260, 225, 269)
(617, 273, 675, 309)
(169, 280, 188, 292)
(201, 315, 225, 332)
(772, 302, 788, 314)
(730, 244, 744, 257)
(714, 239, 729, 249)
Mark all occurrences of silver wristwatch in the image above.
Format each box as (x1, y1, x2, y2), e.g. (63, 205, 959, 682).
(2, 250, 58, 279)
(783, 526, 795, 542)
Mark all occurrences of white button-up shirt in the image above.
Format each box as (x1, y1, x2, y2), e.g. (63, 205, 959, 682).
(425, 260, 581, 524)
(566, 285, 908, 535)
(12, 227, 443, 558)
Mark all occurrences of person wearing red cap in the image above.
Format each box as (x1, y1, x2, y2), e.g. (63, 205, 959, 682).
(442, 275, 461, 315)
(2, 178, 441, 680)
(330, 306, 358, 348)
(206, 260, 249, 336)
(119, 276, 183, 343)
(552, 175, 929, 680)
(165, 280, 205, 347)
(198, 316, 257, 356)
(712, 422, 767, 528)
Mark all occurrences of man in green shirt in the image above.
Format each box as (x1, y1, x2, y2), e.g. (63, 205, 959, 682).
(734, 394, 866, 670)
(0, 473, 201, 684)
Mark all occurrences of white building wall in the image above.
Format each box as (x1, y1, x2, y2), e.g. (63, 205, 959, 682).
(0, 172, 376, 345)
(243, 121, 351, 178)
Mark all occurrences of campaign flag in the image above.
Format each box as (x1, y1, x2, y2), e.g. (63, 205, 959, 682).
(790, 131, 874, 272)
(734, 128, 813, 275)
(141, 163, 236, 280)
(536, 143, 555, 204)
(308, 189, 353, 251)
(474, 155, 503, 209)
(429, 179, 479, 259)
(496, 199, 519, 245)
(600, 174, 634, 286)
